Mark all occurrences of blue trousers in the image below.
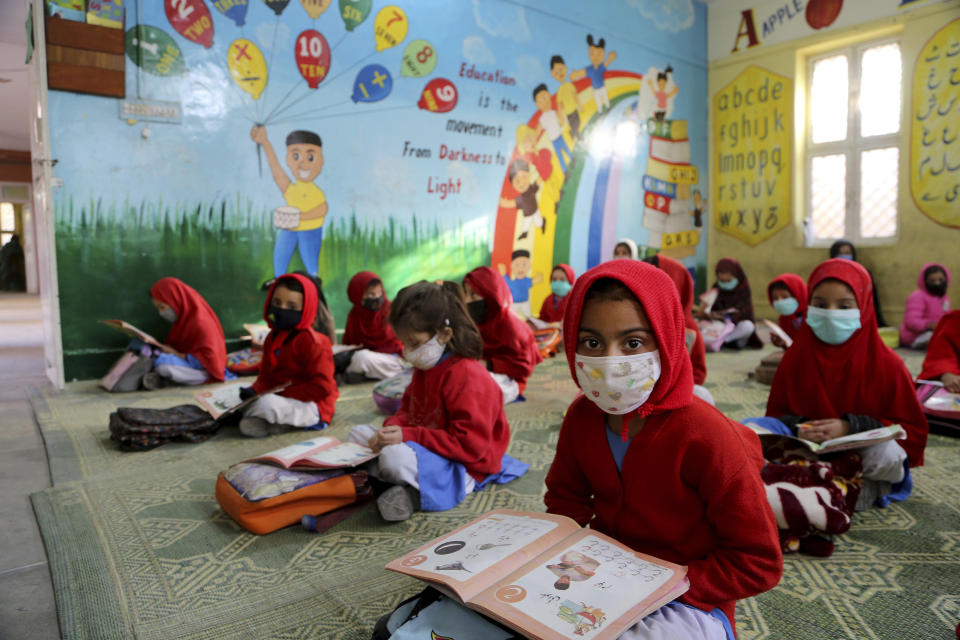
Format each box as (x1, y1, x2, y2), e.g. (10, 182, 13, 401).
(552, 136, 572, 173)
(274, 226, 324, 277)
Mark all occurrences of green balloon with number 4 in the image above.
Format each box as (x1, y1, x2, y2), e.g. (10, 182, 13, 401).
(125, 25, 186, 77)
(338, 0, 371, 32)
(401, 39, 437, 78)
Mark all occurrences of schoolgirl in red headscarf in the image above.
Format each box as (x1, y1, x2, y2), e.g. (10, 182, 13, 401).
(538, 264, 575, 323)
(148, 277, 230, 385)
(545, 261, 781, 635)
(766, 259, 929, 470)
(919, 311, 960, 393)
(341, 272, 405, 381)
(767, 273, 808, 347)
(463, 266, 543, 398)
(645, 254, 707, 386)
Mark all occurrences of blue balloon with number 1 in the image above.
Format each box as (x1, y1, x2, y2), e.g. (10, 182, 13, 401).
(352, 64, 392, 103)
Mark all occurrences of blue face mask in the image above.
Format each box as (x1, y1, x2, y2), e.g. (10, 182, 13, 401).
(717, 277, 739, 291)
(551, 280, 572, 298)
(805, 307, 861, 345)
(836, 254, 854, 260)
(772, 297, 799, 316)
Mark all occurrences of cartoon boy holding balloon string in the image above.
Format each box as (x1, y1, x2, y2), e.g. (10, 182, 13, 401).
(250, 125, 328, 278)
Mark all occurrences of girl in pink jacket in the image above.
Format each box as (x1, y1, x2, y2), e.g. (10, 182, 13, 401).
(900, 263, 951, 348)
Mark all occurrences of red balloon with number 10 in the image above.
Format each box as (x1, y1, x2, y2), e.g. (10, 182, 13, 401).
(164, 0, 214, 49)
(417, 78, 458, 113)
(295, 29, 331, 89)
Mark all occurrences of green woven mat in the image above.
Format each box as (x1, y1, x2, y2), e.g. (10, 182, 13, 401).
(31, 350, 960, 639)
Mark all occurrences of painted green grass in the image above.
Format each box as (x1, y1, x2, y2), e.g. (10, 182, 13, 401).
(55, 197, 490, 380)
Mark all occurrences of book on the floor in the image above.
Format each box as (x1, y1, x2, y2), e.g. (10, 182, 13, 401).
(748, 423, 906, 455)
(195, 382, 289, 421)
(100, 319, 162, 347)
(921, 387, 960, 417)
(332, 344, 362, 355)
(244, 436, 378, 470)
(762, 319, 793, 348)
(385, 509, 689, 640)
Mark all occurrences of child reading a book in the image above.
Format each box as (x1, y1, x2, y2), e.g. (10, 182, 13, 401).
(538, 264, 575, 324)
(764, 259, 929, 508)
(347, 281, 522, 521)
(920, 311, 960, 393)
(696, 258, 762, 350)
(340, 271, 405, 382)
(238, 274, 338, 437)
(145, 277, 233, 388)
(463, 266, 543, 401)
(544, 260, 782, 637)
(767, 274, 807, 347)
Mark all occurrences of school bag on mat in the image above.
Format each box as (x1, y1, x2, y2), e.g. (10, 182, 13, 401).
(215, 462, 371, 534)
(371, 587, 521, 640)
(533, 327, 562, 358)
(753, 349, 784, 385)
(916, 383, 960, 437)
(373, 369, 414, 415)
(100, 352, 155, 392)
(226, 347, 262, 375)
(108, 404, 218, 451)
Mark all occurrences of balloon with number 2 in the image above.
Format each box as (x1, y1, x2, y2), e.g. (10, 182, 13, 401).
(164, 0, 214, 49)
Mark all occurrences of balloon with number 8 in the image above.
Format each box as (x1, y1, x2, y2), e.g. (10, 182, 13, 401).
(401, 39, 437, 78)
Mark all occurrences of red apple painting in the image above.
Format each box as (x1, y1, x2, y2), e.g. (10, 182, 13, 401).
(806, 0, 843, 30)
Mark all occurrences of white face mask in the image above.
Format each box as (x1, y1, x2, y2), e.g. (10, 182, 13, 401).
(403, 334, 446, 370)
(574, 351, 661, 415)
(159, 308, 178, 323)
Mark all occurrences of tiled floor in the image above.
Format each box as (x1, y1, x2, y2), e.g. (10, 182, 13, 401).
(0, 293, 60, 639)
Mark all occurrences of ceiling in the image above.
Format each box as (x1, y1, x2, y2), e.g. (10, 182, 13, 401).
(0, 0, 33, 152)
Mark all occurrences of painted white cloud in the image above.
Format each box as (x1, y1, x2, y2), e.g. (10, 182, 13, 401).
(462, 35, 496, 66)
(472, 0, 530, 42)
(626, 0, 695, 33)
(514, 54, 547, 92)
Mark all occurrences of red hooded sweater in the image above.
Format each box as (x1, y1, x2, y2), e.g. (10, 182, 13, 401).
(545, 261, 782, 629)
(464, 266, 543, 387)
(343, 271, 404, 355)
(767, 273, 808, 340)
(149, 277, 227, 382)
(538, 264, 575, 323)
(252, 274, 338, 423)
(655, 255, 707, 385)
(766, 259, 929, 467)
(384, 355, 509, 481)
(920, 310, 960, 380)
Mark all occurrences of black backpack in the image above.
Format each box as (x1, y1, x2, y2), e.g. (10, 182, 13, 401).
(109, 404, 219, 451)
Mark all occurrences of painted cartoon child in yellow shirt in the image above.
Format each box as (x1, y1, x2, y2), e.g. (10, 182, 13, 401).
(250, 126, 328, 278)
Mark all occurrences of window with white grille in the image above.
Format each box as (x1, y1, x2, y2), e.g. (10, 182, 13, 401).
(805, 39, 901, 245)
(0, 202, 15, 246)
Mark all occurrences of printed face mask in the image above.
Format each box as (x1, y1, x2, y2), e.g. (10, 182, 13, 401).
(717, 278, 739, 291)
(574, 351, 661, 415)
(159, 308, 178, 323)
(772, 297, 799, 316)
(268, 306, 302, 331)
(805, 307, 861, 345)
(551, 280, 572, 298)
(467, 299, 488, 325)
(362, 296, 384, 311)
(404, 334, 446, 370)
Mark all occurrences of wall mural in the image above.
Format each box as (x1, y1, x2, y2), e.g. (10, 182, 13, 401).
(48, 0, 708, 378)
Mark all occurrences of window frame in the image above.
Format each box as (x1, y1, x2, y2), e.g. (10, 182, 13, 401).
(804, 36, 902, 248)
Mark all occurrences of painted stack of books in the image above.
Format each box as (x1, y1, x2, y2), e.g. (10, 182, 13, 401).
(643, 119, 698, 258)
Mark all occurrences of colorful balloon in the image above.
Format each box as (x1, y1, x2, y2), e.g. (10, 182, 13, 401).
(417, 78, 458, 113)
(373, 5, 408, 52)
(338, 0, 370, 31)
(211, 0, 248, 27)
(401, 39, 437, 78)
(352, 64, 392, 103)
(227, 38, 268, 99)
(262, 0, 290, 16)
(300, 0, 330, 19)
(125, 25, 187, 76)
(295, 29, 331, 89)
(164, 0, 214, 49)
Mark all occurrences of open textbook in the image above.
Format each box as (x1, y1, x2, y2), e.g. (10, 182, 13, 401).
(762, 319, 793, 348)
(100, 319, 162, 347)
(195, 382, 288, 421)
(243, 436, 378, 470)
(386, 509, 689, 640)
(921, 387, 960, 418)
(747, 423, 906, 455)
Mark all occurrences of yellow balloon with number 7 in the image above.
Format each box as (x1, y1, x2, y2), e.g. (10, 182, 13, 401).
(373, 5, 408, 52)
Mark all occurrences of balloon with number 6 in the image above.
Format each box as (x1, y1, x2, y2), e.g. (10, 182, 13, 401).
(294, 29, 331, 89)
(125, 25, 186, 76)
(227, 38, 268, 100)
(401, 39, 437, 78)
(373, 5, 408, 52)
(164, 0, 214, 49)
(263, 0, 291, 16)
(338, 0, 371, 31)
(300, 0, 331, 19)
(417, 78, 458, 113)
(212, 0, 248, 26)
(352, 64, 392, 103)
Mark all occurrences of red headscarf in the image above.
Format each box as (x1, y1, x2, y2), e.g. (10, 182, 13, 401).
(540, 264, 576, 323)
(653, 255, 706, 385)
(261, 273, 320, 368)
(149, 277, 227, 381)
(343, 271, 403, 355)
(919, 310, 960, 380)
(562, 261, 694, 439)
(767, 273, 808, 339)
(766, 259, 928, 466)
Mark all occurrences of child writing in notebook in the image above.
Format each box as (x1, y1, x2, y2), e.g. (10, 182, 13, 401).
(920, 311, 960, 393)
(340, 271, 405, 382)
(463, 266, 543, 402)
(767, 273, 807, 348)
(545, 261, 782, 638)
(238, 274, 338, 438)
(144, 277, 233, 389)
(347, 281, 519, 521)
